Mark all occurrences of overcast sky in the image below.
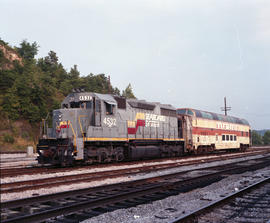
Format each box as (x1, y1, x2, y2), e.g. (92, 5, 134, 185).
(1, 0, 269, 129)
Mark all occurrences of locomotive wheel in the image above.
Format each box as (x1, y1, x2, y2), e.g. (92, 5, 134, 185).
(97, 148, 111, 163)
(116, 151, 124, 162)
(99, 152, 108, 163)
(113, 147, 125, 162)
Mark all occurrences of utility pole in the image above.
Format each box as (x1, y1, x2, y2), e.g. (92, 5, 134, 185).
(221, 97, 231, 116)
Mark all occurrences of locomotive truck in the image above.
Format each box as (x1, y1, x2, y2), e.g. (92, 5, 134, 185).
(37, 91, 250, 166)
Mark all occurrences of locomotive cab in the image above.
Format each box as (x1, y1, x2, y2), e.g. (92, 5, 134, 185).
(37, 91, 105, 166)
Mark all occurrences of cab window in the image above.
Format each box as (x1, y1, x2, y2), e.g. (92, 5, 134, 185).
(86, 101, 92, 109)
(105, 102, 114, 115)
(80, 101, 92, 109)
(70, 102, 80, 108)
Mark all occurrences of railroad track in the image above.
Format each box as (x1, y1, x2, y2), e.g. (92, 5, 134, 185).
(0, 151, 27, 154)
(170, 177, 270, 223)
(0, 156, 37, 170)
(1, 147, 269, 178)
(0, 155, 262, 193)
(1, 155, 270, 223)
(2, 152, 270, 194)
(0, 157, 36, 164)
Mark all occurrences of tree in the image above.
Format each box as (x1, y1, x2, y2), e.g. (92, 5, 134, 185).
(113, 87, 121, 96)
(262, 130, 270, 145)
(251, 130, 262, 145)
(2, 85, 20, 120)
(45, 51, 58, 66)
(122, 83, 136, 98)
(1, 38, 137, 125)
(69, 65, 80, 78)
(16, 40, 38, 60)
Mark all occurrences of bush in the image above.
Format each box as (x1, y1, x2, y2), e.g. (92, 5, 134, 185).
(3, 133, 15, 144)
(22, 132, 29, 139)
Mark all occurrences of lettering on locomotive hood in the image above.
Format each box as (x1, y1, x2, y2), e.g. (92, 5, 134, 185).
(145, 113, 166, 127)
(132, 112, 166, 128)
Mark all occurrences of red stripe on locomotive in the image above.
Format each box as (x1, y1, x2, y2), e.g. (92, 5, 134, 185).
(128, 119, 145, 134)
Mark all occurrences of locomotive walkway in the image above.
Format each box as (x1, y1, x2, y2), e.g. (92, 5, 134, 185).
(1, 155, 270, 223)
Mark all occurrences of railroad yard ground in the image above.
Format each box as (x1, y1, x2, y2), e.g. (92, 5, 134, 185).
(82, 166, 270, 223)
(1, 147, 270, 223)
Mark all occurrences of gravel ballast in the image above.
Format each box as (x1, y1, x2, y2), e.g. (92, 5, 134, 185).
(1, 152, 265, 184)
(81, 166, 270, 223)
(1, 154, 269, 203)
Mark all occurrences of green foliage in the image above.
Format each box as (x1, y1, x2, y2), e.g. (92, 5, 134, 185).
(16, 40, 38, 61)
(0, 38, 8, 46)
(3, 133, 15, 144)
(251, 130, 262, 145)
(0, 39, 136, 125)
(0, 48, 3, 58)
(262, 130, 270, 145)
(22, 132, 29, 139)
(122, 83, 136, 99)
(113, 87, 121, 96)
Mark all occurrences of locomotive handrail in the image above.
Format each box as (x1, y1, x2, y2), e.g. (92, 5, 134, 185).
(68, 121, 77, 151)
(78, 115, 87, 142)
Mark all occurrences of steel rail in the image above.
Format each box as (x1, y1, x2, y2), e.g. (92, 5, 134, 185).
(1, 156, 270, 223)
(1, 154, 270, 193)
(1, 147, 269, 178)
(169, 177, 270, 223)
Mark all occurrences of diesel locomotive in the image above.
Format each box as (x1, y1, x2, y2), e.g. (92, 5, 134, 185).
(37, 91, 184, 166)
(37, 91, 250, 166)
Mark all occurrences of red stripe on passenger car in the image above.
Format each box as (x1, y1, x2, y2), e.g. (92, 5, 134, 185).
(192, 127, 249, 137)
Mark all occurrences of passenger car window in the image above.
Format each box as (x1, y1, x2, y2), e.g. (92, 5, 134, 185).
(187, 109, 194, 116)
(195, 110, 202, 117)
(177, 109, 187, 115)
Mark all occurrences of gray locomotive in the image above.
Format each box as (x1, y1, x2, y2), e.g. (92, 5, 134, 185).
(37, 91, 184, 166)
